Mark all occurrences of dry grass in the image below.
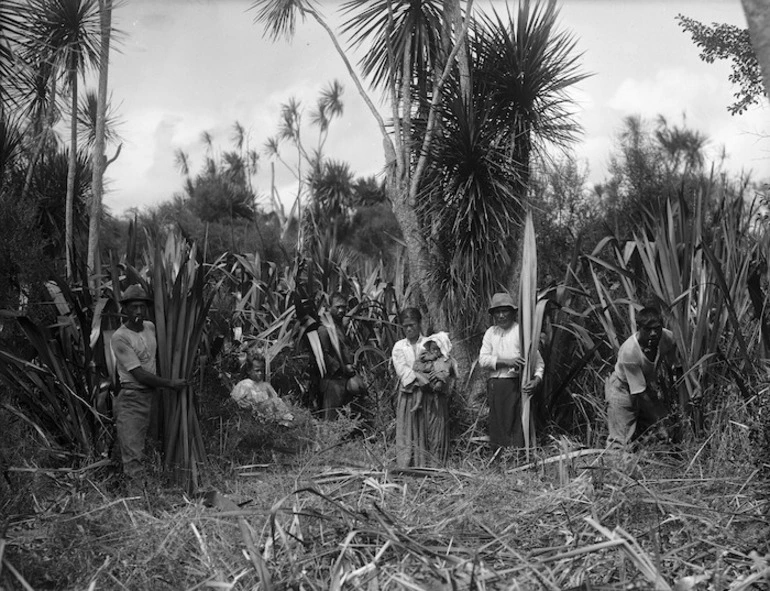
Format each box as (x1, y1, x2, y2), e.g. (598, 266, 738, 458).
(2, 432, 768, 591)
(2, 390, 769, 591)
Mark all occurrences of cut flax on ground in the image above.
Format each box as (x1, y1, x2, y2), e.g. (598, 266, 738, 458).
(2, 436, 768, 590)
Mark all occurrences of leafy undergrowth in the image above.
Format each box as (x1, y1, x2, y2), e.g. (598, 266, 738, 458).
(2, 415, 769, 590)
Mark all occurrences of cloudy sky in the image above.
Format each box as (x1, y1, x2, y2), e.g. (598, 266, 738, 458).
(101, 0, 767, 216)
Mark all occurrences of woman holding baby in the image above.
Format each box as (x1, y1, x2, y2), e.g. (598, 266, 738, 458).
(391, 308, 454, 467)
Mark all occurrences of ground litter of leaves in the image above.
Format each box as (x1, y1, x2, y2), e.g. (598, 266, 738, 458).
(2, 431, 769, 591)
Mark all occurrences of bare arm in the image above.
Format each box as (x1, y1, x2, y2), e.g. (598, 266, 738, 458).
(129, 367, 187, 391)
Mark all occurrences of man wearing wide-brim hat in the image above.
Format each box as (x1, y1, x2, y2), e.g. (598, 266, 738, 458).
(111, 284, 187, 492)
(478, 291, 544, 450)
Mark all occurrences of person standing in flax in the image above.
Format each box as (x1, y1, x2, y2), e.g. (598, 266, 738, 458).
(111, 285, 187, 489)
(605, 306, 680, 448)
(392, 307, 429, 467)
(317, 292, 366, 420)
(479, 292, 544, 450)
(409, 331, 455, 464)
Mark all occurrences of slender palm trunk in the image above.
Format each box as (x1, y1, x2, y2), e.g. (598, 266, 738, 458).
(88, 0, 112, 294)
(65, 66, 78, 281)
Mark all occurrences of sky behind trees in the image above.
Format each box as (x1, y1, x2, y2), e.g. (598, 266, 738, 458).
(101, 0, 767, 215)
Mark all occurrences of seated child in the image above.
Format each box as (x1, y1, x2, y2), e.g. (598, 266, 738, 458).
(410, 332, 454, 411)
(230, 354, 294, 426)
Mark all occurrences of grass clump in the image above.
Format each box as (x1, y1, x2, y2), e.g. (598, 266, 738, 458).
(2, 389, 769, 590)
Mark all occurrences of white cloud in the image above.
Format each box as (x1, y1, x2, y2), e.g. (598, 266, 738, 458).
(608, 68, 725, 119)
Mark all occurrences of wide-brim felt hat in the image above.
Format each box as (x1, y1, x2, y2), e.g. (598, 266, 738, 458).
(119, 284, 153, 305)
(488, 292, 518, 313)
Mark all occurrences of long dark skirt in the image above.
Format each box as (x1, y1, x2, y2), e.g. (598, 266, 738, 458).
(487, 377, 523, 449)
(396, 388, 426, 467)
(396, 387, 450, 467)
(424, 388, 450, 465)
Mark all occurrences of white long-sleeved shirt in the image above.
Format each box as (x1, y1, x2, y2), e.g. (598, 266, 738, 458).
(391, 336, 427, 389)
(478, 323, 544, 379)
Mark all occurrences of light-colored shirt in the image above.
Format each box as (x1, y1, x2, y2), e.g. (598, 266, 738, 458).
(479, 323, 544, 379)
(391, 336, 427, 389)
(230, 378, 294, 426)
(613, 328, 676, 395)
(111, 321, 157, 390)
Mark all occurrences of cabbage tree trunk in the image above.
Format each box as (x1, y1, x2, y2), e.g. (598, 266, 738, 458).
(65, 63, 78, 281)
(87, 0, 113, 293)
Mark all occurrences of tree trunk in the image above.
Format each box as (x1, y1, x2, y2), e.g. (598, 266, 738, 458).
(65, 67, 78, 281)
(741, 0, 770, 102)
(88, 0, 113, 294)
(443, 0, 471, 101)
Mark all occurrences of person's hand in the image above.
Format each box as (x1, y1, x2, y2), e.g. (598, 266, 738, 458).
(522, 375, 541, 395)
(497, 357, 523, 373)
(414, 372, 430, 387)
(168, 378, 188, 391)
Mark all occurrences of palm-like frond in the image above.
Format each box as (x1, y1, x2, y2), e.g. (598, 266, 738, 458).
(0, 109, 23, 177)
(472, 0, 589, 151)
(14, 57, 62, 131)
(311, 79, 345, 132)
(308, 158, 354, 227)
(246, 148, 259, 175)
(319, 79, 344, 119)
(29, 146, 91, 249)
(76, 88, 121, 150)
(26, 0, 101, 85)
(419, 84, 521, 335)
(264, 135, 280, 157)
(174, 148, 190, 177)
(279, 98, 302, 142)
(654, 115, 708, 175)
(0, 0, 27, 107)
(340, 0, 444, 97)
(231, 120, 246, 151)
(200, 130, 213, 151)
(249, 0, 317, 41)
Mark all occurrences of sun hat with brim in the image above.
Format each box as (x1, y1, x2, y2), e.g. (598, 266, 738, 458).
(119, 284, 153, 305)
(488, 292, 517, 314)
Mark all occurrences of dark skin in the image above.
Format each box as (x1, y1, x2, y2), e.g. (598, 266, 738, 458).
(328, 296, 356, 377)
(122, 300, 187, 391)
(637, 317, 665, 398)
(489, 305, 540, 395)
(248, 360, 266, 383)
(638, 320, 663, 361)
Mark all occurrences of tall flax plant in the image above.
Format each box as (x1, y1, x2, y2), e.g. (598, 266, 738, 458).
(583, 237, 640, 351)
(634, 190, 757, 421)
(151, 232, 215, 492)
(0, 316, 102, 457)
(586, 186, 756, 433)
(586, 199, 708, 427)
(214, 253, 325, 372)
(0, 279, 104, 458)
(518, 211, 547, 458)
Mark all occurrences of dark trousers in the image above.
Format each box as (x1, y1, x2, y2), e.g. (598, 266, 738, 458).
(487, 377, 523, 449)
(321, 377, 350, 420)
(114, 388, 153, 477)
